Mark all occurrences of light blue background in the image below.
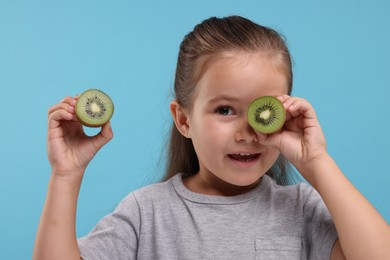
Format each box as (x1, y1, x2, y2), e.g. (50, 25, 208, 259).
(0, 0, 389, 258)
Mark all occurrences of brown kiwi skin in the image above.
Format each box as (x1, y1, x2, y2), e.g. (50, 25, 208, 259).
(75, 89, 114, 128)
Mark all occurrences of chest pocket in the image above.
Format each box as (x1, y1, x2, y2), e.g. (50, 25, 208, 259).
(255, 236, 301, 260)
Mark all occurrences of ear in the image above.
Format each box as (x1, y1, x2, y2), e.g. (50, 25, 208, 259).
(170, 100, 191, 138)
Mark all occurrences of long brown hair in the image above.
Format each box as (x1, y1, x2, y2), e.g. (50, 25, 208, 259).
(163, 16, 300, 185)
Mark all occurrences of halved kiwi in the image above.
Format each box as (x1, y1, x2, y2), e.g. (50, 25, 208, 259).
(247, 96, 286, 134)
(75, 89, 114, 127)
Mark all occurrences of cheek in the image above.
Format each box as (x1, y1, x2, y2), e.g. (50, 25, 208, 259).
(205, 121, 228, 138)
(189, 117, 230, 152)
(263, 148, 281, 167)
(191, 114, 225, 138)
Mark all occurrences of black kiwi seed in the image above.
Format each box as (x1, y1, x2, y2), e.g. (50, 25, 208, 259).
(75, 89, 114, 127)
(247, 96, 286, 134)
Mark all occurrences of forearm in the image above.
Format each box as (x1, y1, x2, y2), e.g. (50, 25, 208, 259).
(33, 173, 83, 260)
(299, 154, 390, 259)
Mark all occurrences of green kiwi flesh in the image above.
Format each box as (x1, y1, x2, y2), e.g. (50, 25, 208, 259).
(75, 89, 114, 127)
(247, 96, 286, 134)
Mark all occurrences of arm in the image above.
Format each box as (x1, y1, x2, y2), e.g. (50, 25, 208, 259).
(33, 96, 113, 260)
(260, 95, 390, 260)
(301, 154, 389, 260)
(34, 173, 83, 260)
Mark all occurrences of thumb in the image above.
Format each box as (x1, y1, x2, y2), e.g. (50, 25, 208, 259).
(91, 122, 114, 152)
(257, 131, 282, 150)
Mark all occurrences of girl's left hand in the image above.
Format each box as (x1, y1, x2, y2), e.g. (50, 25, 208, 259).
(259, 95, 328, 173)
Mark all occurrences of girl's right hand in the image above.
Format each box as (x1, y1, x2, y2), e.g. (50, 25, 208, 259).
(47, 96, 113, 180)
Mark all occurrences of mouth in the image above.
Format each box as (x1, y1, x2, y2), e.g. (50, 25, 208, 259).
(228, 153, 261, 162)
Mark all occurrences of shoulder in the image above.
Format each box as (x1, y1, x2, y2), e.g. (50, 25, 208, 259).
(122, 175, 179, 207)
(261, 175, 326, 219)
(265, 176, 333, 225)
(109, 176, 178, 221)
(263, 175, 316, 202)
(133, 177, 175, 198)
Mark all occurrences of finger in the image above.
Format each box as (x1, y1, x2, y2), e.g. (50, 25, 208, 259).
(60, 96, 77, 105)
(102, 122, 114, 140)
(286, 99, 317, 120)
(283, 116, 303, 132)
(259, 131, 282, 150)
(48, 102, 75, 118)
(276, 94, 290, 103)
(48, 109, 74, 130)
(90, 122, 114, 152)
(48, 96, 77, 114)
(277, 95, 296, 121)
(281, 96, 304, 111)
(279, 96, 314, 121)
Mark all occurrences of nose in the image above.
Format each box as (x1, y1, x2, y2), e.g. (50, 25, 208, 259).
(235, 118, 260, 143)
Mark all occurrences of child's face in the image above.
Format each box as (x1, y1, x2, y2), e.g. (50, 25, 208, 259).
(187, 52, 288, 191)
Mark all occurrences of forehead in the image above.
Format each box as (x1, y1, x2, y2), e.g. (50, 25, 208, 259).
(195, 52, 289, 102)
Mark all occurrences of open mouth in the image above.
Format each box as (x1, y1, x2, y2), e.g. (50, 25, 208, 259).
(228, 153, 261, 162)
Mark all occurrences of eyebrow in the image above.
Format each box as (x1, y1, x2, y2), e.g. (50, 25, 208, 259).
(207, 95, 240, 104)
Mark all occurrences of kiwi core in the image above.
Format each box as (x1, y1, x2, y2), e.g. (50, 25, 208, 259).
(259, 110, 272, 121)
(90, 103, 101, 113)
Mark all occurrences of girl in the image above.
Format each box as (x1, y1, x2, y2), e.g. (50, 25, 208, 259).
(34, 16, 390, 259)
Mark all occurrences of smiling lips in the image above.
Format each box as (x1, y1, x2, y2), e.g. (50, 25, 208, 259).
(228, 153, 261, 162)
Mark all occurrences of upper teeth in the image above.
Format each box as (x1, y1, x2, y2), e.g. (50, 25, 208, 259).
(238, 153, 253, 156)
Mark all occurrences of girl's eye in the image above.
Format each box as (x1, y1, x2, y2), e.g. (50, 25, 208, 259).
(216, 106, 235, 116)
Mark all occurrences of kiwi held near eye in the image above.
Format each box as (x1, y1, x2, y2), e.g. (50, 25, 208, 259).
(247, 96, 286, 134)
(75, 89, 114, 127)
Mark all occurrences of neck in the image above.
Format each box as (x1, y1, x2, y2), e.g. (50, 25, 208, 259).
(183, 172, 261, 196)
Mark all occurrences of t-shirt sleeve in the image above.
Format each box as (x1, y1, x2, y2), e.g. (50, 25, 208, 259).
(302, 185, 339, 260)
(77, 193, 140, 260)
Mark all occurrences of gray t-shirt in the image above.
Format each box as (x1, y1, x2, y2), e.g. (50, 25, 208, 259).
(78, 173, 338, 259)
